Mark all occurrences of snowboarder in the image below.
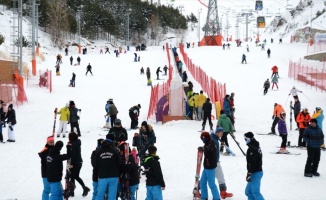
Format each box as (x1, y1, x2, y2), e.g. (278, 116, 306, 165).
(156, 67, 162, 80)
(263, 79, 270, 95)
(86, 63, 93, 76)
(267, 48, 271, 58)
(271, 103, 285, 135)
(244, 132, 265, 200)
(198, 132, 220, 200)
(303, 118, 324, 177)
(77, 56, 81, 65)
(163, 65, 168, 76)
(129, 104, 141, 129)
(296, 108, 311, 147)
(202, 98, 213, 131)
(288, 86, 302, 100)
(70, 56, 73, 65)
(69, 72, 76, 87)
(140, 67, 144, 75)
(271, 66, 279, 78)
(56, 103, 70, 137)
(271, 75, 278, 90)
(241, 54, 247, 64)
(5, 104, 16, 142)
(277, 112, 288, 153)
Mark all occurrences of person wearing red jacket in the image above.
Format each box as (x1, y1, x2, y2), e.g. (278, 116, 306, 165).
(296, 108, 311, 147)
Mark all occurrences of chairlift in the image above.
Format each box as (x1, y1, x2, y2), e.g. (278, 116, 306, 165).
(286, 0, 293, 10)
(265, 8, 272, 18)
(257, 16, 266, 28)
(275, 8, 281, 17)
(255, 1, 263, 11)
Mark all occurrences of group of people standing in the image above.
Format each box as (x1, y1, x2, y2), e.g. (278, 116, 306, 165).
(0, 101, 17, 142)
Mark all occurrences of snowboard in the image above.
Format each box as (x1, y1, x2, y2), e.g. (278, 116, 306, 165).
(193, 149, 203, 200)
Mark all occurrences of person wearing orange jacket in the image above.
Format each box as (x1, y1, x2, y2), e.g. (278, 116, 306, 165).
(270, 103, 285, 135)
(296, 108, 311, 147)
(271, 66, 279, 78)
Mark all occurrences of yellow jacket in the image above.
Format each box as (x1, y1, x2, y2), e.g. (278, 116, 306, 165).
(57, 107, 70, 121)
(198, 94, 207, 107)
(188, 95, 196, 107)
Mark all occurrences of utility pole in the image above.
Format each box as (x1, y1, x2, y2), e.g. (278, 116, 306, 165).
(35, 0, 40, 56)
(77, 6, 82, 54)
(241, 10, 252, 42)
(198, 8, 202, 43)
(235, 14, 239, 40)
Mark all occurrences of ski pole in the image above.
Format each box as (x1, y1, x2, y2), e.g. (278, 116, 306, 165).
(229, 132, 246, 156)
(284, 95, 290, 105)
(301, 92, 311, 101)
(52, 108, 58, 137)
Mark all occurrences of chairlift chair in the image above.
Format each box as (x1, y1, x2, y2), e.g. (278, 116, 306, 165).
(255, 0, 263, 11)
(257, 16, 266, 28)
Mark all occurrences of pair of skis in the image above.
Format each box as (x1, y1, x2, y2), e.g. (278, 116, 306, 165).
(193, 149, 203, 200)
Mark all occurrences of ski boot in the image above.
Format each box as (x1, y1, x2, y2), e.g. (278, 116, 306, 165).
(201, 125, 205, 131)
(220, 145, 224, 154)
(82, 186, 90, 197)
(210, 125, 213, 132)
(220, 190, 233, 199)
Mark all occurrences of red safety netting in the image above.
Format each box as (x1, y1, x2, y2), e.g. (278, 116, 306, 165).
(288, 59, 326, 92)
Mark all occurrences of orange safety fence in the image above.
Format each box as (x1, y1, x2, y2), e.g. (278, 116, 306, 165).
(14, 70, 28, 104)
(288, 59, 326, 92)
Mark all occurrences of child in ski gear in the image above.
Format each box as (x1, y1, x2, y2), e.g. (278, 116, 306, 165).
(47, 140, 72, 200)
(277, 112, 288, 153)
(131, 147, 139, 166)
(296, 108, 311, 147)
(291, 98, 301, 130)
(271, 75, 278, 90)
(271, 66, 279, 78)
(91, 139, 103, 199)
(244, 132, 264, 200)
(241, 54, 247, 64)
(69, 101, 81, 136)
(56, 103, 70, 137)
(86, 63, 93, 76)
(143, 145, 165, 200)
(218, 110, 234, 154)
(94, 139, 120, 200)
(198, 132, 220, 200)
(202, 98, 213, 131)
(210, 127, 233, 199)
(68, 132, 90, 197)
(271, 103, 285, 135)
(263, 79, 270, 95)
(132, 133, 141, 153)
(311, 107, 324, 129)
(129, 104, 141, 129)
(5, 104, 16, 142)
(39, 136, 54, 200)
(288, 86, 302, 99)
(303, 119, 324, 177)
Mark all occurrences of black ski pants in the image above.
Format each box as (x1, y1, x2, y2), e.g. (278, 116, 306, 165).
(110, 115, 117, 128)
(70, 122, 81, 136)
(221, 132, 230, 147)
(263, 87, 269, 95)
(304, 147, 321, 174)
(271, 117, 279, 133)
(85, 69, 92, 75)
(71, 163, 86, 189)
(280, 134, 287, 148)
(298, 128, 306, 147)
(202, 112, 213, 127)
(129, 111, 138, 129)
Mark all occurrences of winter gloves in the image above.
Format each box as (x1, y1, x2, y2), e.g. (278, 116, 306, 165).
(246, 172, 252, 182)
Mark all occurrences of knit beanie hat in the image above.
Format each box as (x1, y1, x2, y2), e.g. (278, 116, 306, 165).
(200, 131, 211, 143)
(244, 132, 254, 139)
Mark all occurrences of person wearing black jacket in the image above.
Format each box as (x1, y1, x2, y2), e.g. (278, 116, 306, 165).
(86, 63, 93, 76)
(5, 104, 16, 142)
(94, 139, 120, 200)
(70, 56, 73, 65)
(244, 132, 265, 200)
(47, 140, 72, 200)
(90, 139, 103, 199)
(106, 119, 128, 146)
(68, 132, 90, 197)
(0, 100, 5, 127)
(143, 145, 165, 200)
(291, 98, 301, 130)
(38, 136, 54, 200)
(69, 101, 81, 136)
(201, 98, 213, 131)
(129, 104, 141, 129)
(156, 67, 162, 80)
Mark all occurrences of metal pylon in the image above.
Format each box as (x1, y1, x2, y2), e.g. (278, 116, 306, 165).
(203, 0, 221, 45)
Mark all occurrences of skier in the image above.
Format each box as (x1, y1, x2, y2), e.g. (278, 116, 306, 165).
(241, 54, 247, 64)
(261, 43, 265, 50)
(143, 145, 165, 200)
(69, 72, 76, 87)
(277, 112, 288, 153)
(106, 119, 128, 146)
(129, 104, 141, 129)
(55, 64, 60, 76)
(279, 38, 282, 44)
(38, 136, 54, 200)
(271, 74, 278, 90)
(146, 67, 151, 80)
(70, 56, 73, 65)
(217, 110, 234, 155)
(134, 53, 137, 62)
(86, 63, 93, 76)
(198, 132, 220, 200)
(65, 47, 68, 56)
(182, 71, 188, 82)
(68, 132, 90, 197)
(210, 127, 233, 199)
(311, 107, 324, 129)
(296, 108, 311, 147)
(156, 67, 162, 80)
(271, 66, 279, 78)
(271, 38, 273, 43)
(69, 101, 82, 137)
(138, 56, 140, 62)
(5, 104, 16, 142)
(90, 139, 103, 199)
(288, 86, 302, 99)
(163, 65, 168, 76)
(267, 48, 271, 58)
(201, 98, 213, 131)
(140, 67, 144, 75)
(56, 103, 70, 138)
(270, 103, 285, 135)
(46, 140, 72, 200)
(105, 47, 110, 54)
(77, 56, 81, 65)
(103, 99, 111, 129)
(303, 118, 324, 177)
(197, 90, 206, 121)
(246, 44, 249, 52)
(94, 139, 120, 200)
(107, 99, 118, 128)
(263, 79, 270, 95)
(244, 132, 265, 200)
(290, 98, 301, 130)
(56, 54, 62, 64)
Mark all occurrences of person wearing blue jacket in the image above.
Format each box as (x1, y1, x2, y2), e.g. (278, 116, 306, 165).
(223, 95, 231, 116)
(303, 119, 324, 177)
(277, 112, 288, 153)
(210, 127, 233, 199)
(311, 107, 324, 130)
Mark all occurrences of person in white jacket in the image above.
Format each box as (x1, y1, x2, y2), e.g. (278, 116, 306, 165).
(288, 86, 302, 99)
(56, 103, 70, 137)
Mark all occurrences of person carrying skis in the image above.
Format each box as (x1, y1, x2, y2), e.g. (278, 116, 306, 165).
(290, 98, 301, 130)
(303, 118, 324, 177)
(47, 140, 72, 200)
(277, 112, 288, 153)
(163, 65, 168, 76)
(202, 98, 213, 131)
(241, 54, 247, 64)
(244, 132, 265, 200)
(5, 104, 16, 142)
(106, 119, 128, 147)
(90, 139, 103, 199)
(271, 65, 279, 78)
(267, 48, 271, 58)
(270, 103, 285, 135)
(56, 103, 70, 137)
(129, 104, 141, 129)
(38, 136, 54, 200)
(296, 108, 311, 147)
(86, 63, 93, 76)
(69, 101, 82, 137)
(271, 74, 278, 90)
(103, 99, 111, 129)
(263, 79, 270, 95)
(218, 110, 234, 155)
(94, 139, 120, 200)
(198, 132, 220, 200)
(70, 56, 73, 65)
(156, 67, 162, 80)
(288, 86, 302, 99)
(143, 145, 165, 200)
(210, 127, 233, 199)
